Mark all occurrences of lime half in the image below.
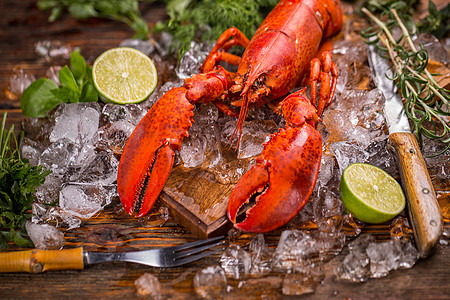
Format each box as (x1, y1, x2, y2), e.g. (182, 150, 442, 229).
(93, 47, 157, 104)
(339, 163, 406, 224)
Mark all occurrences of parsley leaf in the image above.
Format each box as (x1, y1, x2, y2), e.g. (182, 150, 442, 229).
(154, 0, 278, 59)
(0, 112, 51, 249)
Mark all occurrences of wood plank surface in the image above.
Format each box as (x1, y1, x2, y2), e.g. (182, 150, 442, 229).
(0, 1, 449, 299)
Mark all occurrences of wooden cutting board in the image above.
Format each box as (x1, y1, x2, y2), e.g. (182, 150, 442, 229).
(161, 165, 236, 238)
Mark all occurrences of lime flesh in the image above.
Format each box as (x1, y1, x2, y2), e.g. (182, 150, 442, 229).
(93, 47, 157, 104)
(339, 163, 406, 224)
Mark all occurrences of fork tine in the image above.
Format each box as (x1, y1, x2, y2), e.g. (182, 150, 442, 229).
(170, 248, 224, 267)
(172, 239, 225, 260)
(168, 235, 225, 251)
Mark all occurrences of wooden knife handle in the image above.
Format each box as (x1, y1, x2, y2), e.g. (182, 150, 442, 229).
(389, 132, 443, 258)
(0, 248, 84, 273)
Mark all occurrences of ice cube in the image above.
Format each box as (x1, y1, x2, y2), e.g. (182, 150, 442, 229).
(96, 121, 135, 155)
(32, 203, 82, 230)
(366, 240, 403, 278)
(249, 234, 273, 275)
(100, 103, 146, 126)
(20, 137, 44, 166)
(50, 103, 100, 144)
(8, 67, 35, 97)
(38, 138, 80, 176)
(176, 41, 212, 79)
(120, 39, 155, 56)
(222, 120, 278, 159)
(26, 221, 65, 250)
(193, 266, 227, 299)
(334, 234, 419, 282)
(45, 66, 62, 85)
(334, 248, 370, 283)
(282, 264, 325, 296)
(180, 129, 207, 168)
(59, 183, 117, 219)
(134, 272, 162, 298)
(272, 230, 320, 270)
(69, 151, 119, 185)
(34, 173, 64, 204)
(34, 40, 73, 61)
(219, 244, 251, 279)
(330, 141, 370, 175)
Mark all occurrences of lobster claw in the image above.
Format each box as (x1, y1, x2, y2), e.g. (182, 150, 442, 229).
(118, 88, 194, 217)
(227, 91, 323, 232)
(118, 68, 232, 217)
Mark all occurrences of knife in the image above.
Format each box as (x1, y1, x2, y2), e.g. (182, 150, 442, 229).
(368, 44, 443, 258)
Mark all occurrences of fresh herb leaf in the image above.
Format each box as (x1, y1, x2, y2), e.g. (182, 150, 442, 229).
(154, 0, 278, 59)
(0, 112, 51, 249)
(37, 0, 150, 40)
(20, 78, 62, 118)
(59, 65, 80, 94)
(417, 0, 450, 38)
(20, 51, 98, 118)
(361, 5, 450, 155)
(70, 50, 87, 85)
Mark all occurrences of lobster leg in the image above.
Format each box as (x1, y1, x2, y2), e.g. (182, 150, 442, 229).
(310, 51, 338, 116)
(118, 68, 232, 217)
(200, 27, 250, 73)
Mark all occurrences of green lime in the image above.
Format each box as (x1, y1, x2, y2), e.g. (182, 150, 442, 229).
(339, 163, 405, 224)
(93, 47, 157, 104)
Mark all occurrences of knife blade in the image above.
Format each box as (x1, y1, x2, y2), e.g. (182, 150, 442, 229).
(368, 44, 443, 258)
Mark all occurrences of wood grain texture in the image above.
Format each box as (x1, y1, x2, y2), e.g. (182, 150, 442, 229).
(0, 0, 449, 299)
(389, 132, 443, 258)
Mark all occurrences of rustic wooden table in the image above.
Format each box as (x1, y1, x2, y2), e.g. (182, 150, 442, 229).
(0, 1, 449, 299)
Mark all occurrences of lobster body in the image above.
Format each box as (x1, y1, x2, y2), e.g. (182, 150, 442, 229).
(233, 0, 342, 101)
(118, 0, 343, 231)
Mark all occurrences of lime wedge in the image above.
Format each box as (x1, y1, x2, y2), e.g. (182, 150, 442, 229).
(93, 47, 157, 104)
(339, 163, 406, 224)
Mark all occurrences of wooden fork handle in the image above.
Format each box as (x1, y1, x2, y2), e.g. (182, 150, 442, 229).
(0, 248, 84, 273)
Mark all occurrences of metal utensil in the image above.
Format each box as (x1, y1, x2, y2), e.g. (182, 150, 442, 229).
(368, 44, 443, 258)
(0, 236, 225, 273)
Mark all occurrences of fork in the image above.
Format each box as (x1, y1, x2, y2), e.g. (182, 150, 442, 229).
(0, 236, 226, 273)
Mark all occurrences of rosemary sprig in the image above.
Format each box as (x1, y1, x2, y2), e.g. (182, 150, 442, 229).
(361, 7, 450, 156)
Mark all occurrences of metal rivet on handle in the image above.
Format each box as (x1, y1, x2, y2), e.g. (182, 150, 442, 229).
(430, 220, 437, 227)
(422, 188, 430, 194)
(32, 262, 43, 273)
(409, 148, 415, 154)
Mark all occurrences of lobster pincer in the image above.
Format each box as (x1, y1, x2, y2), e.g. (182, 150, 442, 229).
(117, 68, 232, 217)
(227, 90, 323, 232)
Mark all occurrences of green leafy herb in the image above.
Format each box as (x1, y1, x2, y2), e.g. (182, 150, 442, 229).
(37, 0, 149, 40)
(154, 0, 278, 59)
(417, 0, 450, 39)
(21, 50, 98, 118)
(361, 5, 450, 155)
(0, 112, 51, 249)
(361, 0, 450, 39)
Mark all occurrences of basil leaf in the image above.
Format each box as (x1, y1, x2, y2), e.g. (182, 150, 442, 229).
(80, 81, 99, 102)
(70, 50, 87, 87)
(20, 78, 62, 118)
(59, 65, 79, 92)
(68, 3, 97, 19)
(51, 86, 80, 103)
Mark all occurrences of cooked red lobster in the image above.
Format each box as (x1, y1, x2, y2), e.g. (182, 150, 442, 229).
(117, 0, 343, 232)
